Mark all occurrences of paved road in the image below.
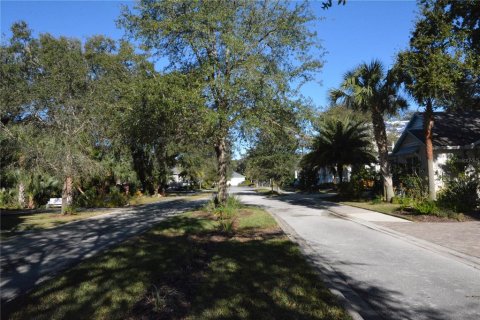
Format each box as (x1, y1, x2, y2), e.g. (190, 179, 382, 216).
(234, 187, 480, 320)
(0, 198, 206, 303)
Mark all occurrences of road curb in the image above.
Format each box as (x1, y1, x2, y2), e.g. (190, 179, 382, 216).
(324, 206, 480, 271)
(266, 208, 382, 320)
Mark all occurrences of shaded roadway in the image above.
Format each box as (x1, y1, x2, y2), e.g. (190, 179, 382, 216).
(0, 197, 207, 303)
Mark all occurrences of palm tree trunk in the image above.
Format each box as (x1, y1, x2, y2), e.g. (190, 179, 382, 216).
(424, 99, 436, 200)
(215, 136, 228, 205)
(18, 182, 25, 208)
(371, 111, 395, 202)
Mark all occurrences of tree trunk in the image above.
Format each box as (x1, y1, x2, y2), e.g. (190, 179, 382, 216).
(424, 99, 436, 200)
(337, 164, 343, 184)
(371, 111, 395, 202)
(27, 195, 34, 209)
(215, 136, 228, 205)
(18, 182, 26, 208)
(62, 175, 73, 214)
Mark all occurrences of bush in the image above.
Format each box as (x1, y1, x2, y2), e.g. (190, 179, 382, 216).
(75, 186, 128, 208)
(0, 188, 18, 208)
(412, 200, 440, 216)
(437, 175, 479, 213)
(370, 195, 383, 204)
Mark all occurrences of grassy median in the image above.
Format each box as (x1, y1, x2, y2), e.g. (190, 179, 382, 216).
(3, 205, 350, 320)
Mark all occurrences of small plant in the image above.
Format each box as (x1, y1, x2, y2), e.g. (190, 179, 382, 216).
(210, 195, 241, 234)
(62, 205, 76, 215)
(370, 195, 383, 204)
(218, 218, 235, 234)
(393, 196, 414, 210)
(147, 285, 182, 313)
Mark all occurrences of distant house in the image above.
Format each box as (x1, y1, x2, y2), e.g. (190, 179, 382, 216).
(169, 166, 188, 188)
(228, 172, 245, 186)
(390, 111, 480, 189)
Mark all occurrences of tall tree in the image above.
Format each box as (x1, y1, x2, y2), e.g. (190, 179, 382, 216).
(301, 117, 375, 184)
(1, 23, 138, 213)
(330, 60, 407, 201)
(245, 129, 299, 191)
(392, 0, 473, 200)
(119, 67, 204, 195)
(119, 0, 322, 204)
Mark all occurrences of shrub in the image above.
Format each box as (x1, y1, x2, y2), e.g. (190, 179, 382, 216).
(75, 186, 128, 208)
(412, 200, 440, 216)
(209, 195, 241, 234)
(0, 188, 18, 208)
(370, 195, 383, 204)
(337, 182, 354, 197)
(437, 175, 479, 213)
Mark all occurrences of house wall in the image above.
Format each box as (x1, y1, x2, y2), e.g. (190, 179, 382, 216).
(228, 177, 245, 186)
(433, 152, 449, 190)
(317, 167, 350, 184)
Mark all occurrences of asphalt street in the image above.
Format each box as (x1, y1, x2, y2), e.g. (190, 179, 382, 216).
(234, 187, 480, 320)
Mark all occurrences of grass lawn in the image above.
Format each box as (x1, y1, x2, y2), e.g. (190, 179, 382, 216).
(0, 209, 116, 239)
(128, 192, 212, 205)
(338, 200, 476, 222)
(340, 201, 402, 215)
(2, 206, 350, 320)
(1, 193, 211, 239)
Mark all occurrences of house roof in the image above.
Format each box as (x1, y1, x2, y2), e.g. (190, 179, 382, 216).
(231, 171, 245, 179)
(392, 111, 480, 154)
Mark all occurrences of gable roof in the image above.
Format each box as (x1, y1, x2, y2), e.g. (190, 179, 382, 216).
(392, 111, 480, 154)
(231, 171, 245, 179)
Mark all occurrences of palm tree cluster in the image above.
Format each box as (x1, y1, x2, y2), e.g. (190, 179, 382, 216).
(329, 60, 407, 201)
(301, 118, 375, 184)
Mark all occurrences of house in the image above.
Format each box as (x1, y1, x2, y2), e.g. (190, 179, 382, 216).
(390, 111, 480, 189)
(317, 167, 350, 184)
(228, 172, 245, 186)
(169, 166, 188, 188)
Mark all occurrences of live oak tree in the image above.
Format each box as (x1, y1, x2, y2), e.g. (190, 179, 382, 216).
(330, 60, 407, 202)
(119, 0, 322, 204)
(119, 66, 204, 195)
(1, 23, 137, 213)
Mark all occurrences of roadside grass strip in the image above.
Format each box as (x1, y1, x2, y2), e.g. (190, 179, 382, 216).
(3, 206, 350, 320)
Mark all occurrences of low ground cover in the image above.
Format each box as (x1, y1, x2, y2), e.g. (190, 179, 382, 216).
(2, 204, 350, 320)
(338, 199, 478, 222)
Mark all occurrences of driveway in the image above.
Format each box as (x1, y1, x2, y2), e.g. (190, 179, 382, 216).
(0, 198, 206, 303)
(234, 187, 480, 320)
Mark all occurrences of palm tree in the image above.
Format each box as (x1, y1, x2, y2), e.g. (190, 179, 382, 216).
(302, 118, 376, 184)
(330, 60, 407, 201)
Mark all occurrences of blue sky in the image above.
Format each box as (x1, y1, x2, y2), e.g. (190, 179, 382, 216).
(1, 0, 419, 110)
